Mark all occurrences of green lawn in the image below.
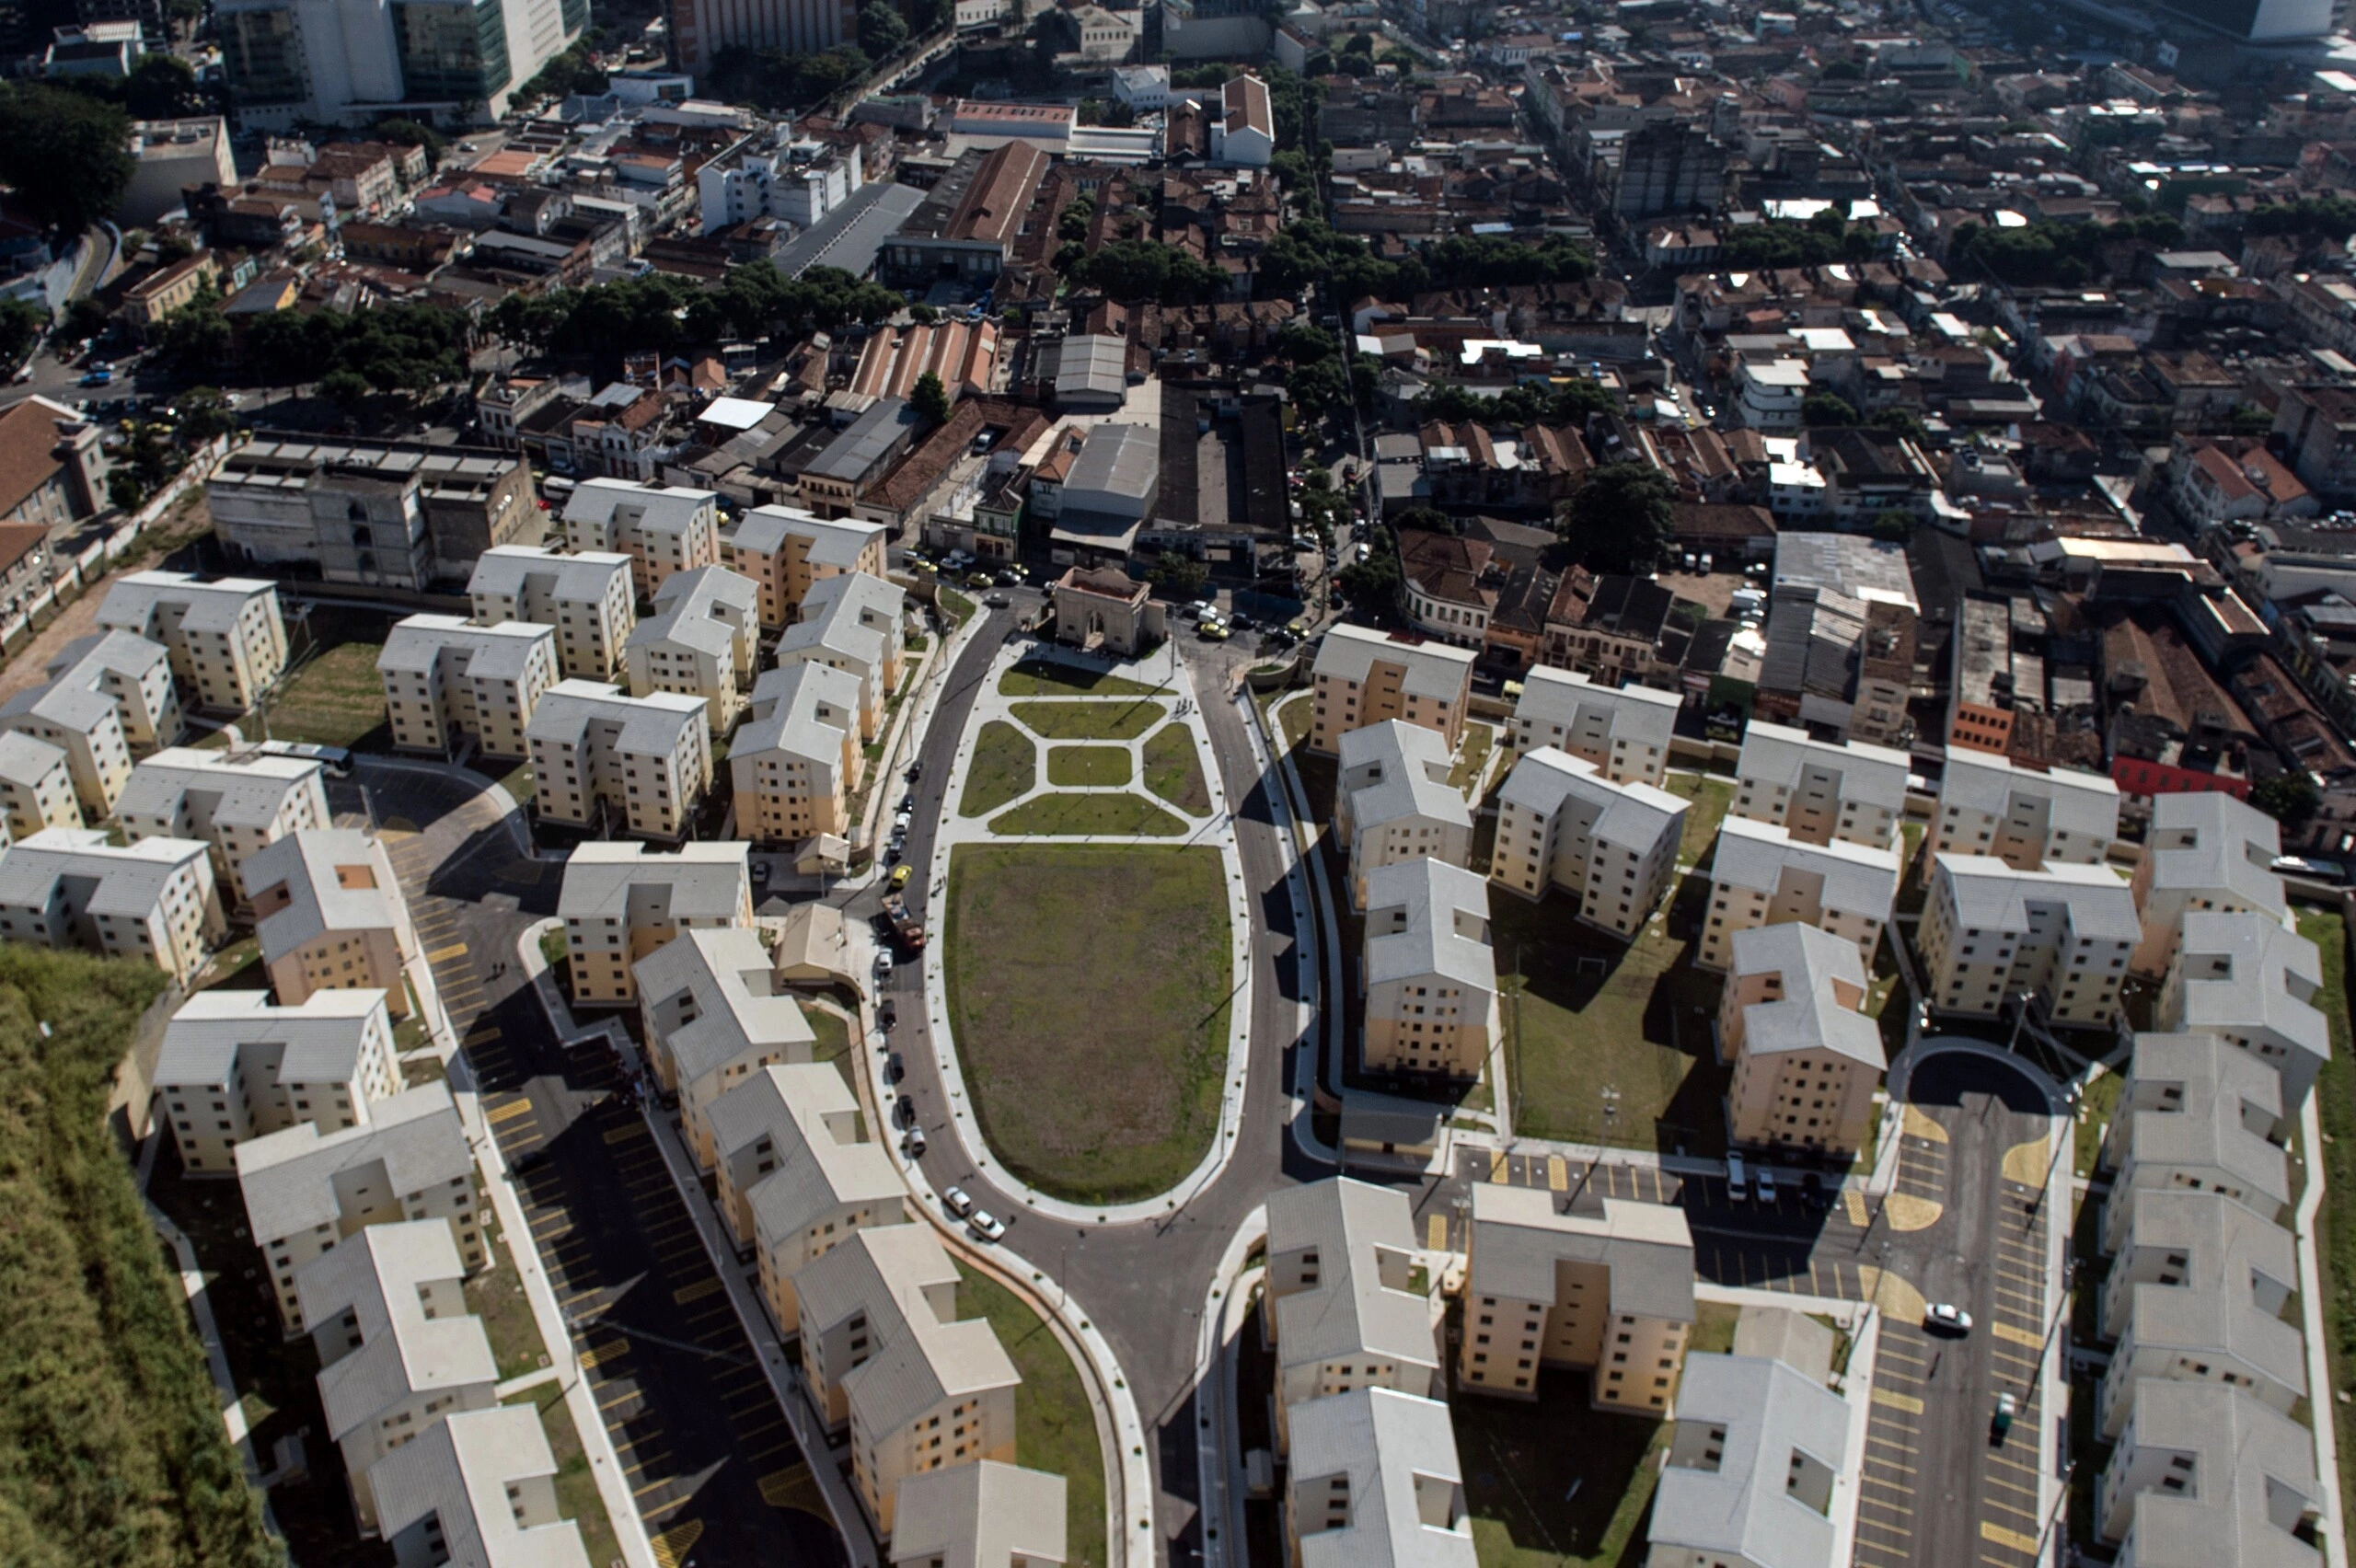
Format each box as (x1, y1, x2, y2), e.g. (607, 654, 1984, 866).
(1000, 660, 1165, 698)
(1455, 1367, 1667, 1567)
(503, 1382, 620, 1568)
(989, 793, 1187, 836)
(1009, 699, 1166, 741)
(198, 634, 389, 749)
(957, 1264, 1107, 1568)
(2296, 907, 2356, 1548)
(944, 844, 1230, 1202)
(806, 1003, 856, 1093)
(1663, 774, 1734, 867)
(2074, 1068, 2122, 1179)
(1277, 693, 1312, 749)
(1451, 723, 1495, 795)
(1047, 745, 1133, 788)
(1141, 723, 1212, 816)
(940, 587, 974, 623)
(961, 721, 1038, 817)
(1493, 879, 1728, 1154)
(464, 1242, 550, 1381)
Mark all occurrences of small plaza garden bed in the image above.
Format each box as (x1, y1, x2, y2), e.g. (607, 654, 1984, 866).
(1142, 723, 1212, 815)
(960, 721, 1038, 817)
(999, 660, 1165, 698)
(1008, 698, 1165, 741)
(1046, 745, 1133, 787)
(989, 793, 1187, 837)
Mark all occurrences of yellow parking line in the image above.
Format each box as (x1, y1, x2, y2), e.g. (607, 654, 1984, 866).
(649, 1521, 705, 1568)
(674, 1278, 723, 1305)
(1980, 1522, 2039, 1553)
(1992, 1320, 2044, 1348)
(1548, 1156, 1567, 1191)
(634, 1477, 676, 1498)
(1488, 1149, 1507, 1183)
(1867, 1435, 1916, 1457)
(426, 941, 468, 963)
(577, 1340, 629, 1369)
(1872, 1388, 1925, 1414)
(1426, 1214, 1448, 1251)
(605, 1122, 650, 1145)
(465, 1026, 503, 1044)
(486, 1098, 535, 1124)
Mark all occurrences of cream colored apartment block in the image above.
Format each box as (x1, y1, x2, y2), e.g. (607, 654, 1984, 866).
(525, 680, 711, 840)
(114, 744, 329, 901)
(0, 826, 225, 979)
(635, 925, 815, 1166)
(1729, 721, 1909, 851)
(2099, 1033, 2291, 1254)
(890, 1462, 1069, 1568)
(155, 987, 399, 1176)
(1932, 750, 2120, 870)
(624, 565, 761, 733)
(1460, 1185, 1696, 1412)
(24, 628, 184, 761)
(560, 841, 752, 1009)
(1510, 665, 1679, 787)
(468, 546, 638, 682)
(777, 571, 907, 743)
(247, 828, 429, 1020)
(1309, 623, 1476, 756)
(2158, 910, 2332, 1111)
(1362, 858, 1497, 1079)
(562, 478, 722, 599)
(1489, 745, 1687, 940)
(1699, 816, 1897, 973)
(722, 505, 888, 628)
(1920, 854, 2139, 1028)
(2129, 791, 2288, 978)
(367, 1406, 593, 1568)
(795, 1225, 1022, 1539)
(1263, 1179, 1441, 1451)
(234, 1082, 480, 1335)
(0, 650, 144, 818)
(0, 731, 81, 838)
(1717, 922, 1886, 1156)
(96, 571, 287, 713)
(732, 662, 864, 846)
(379, 615, 559, 760)
(1335, 720, 1473, 909)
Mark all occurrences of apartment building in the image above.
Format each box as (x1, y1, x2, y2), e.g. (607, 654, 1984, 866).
(2159, 910, 2332, 1111)
(1648, 1343, 1852, 1568)
(1309, 624, 1476, 756)
(0, 650, 140, 818)
(96, 570, 287, 713)
(0, 827, 224, 979)
(248, 829, 429, 1020)
(114, 744, 329, 901)
(1698, 817, 1899, 974)
(1264, 1180, 1441, 1450)
(1337, 721, 1472, 910)
(1286, 1389, 1474, 1568)
(2100, 1033, 2291, 1254)
(795, 1225, 1022, 1538)
(468, 547, 638, 682)
(624, 565, 761, 733)
(1930, 750, 2120, 870)
(1918, 856, 2140, 1028)
(1728, 722, 1909, 851)
(37, 627, 183, 750)
(2096, 1187, 2305, 1441)
(234, 1082, 479, 1335)
(1488, 745, 1687, 940)
(1460, 1186, 1696, 1411)
(559, 841, 752, 1009)
(562, 478, 722, 598)
(731, 662, 865, 847)
(706, 1063, 907, 1332)
(2095, 1380, 2325, 1562)
(636, 926, 815, 1165)
(890, 1462, 1068, 1568)
(2129, 790, 2287, 978)
(368, 1407, 592, 1568)
(525, 680, 711, 840)
(155, 987, 399, 1176)
(0, 731, 78, 837)
(1510, 665, 1680, 787)
(296, 1220, 499, 1533)
(378, 616, 560, 759)
(722, 504, 888, 629)
(1717, 922, 1886, 1157)
(1362, 858, 1497, 1079)
(776, 571, 906, 743)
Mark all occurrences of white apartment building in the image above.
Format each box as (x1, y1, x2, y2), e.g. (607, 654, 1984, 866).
(234, 1082, 479, 1335)
(722, 505, 887, 628)
(1716, 922, 1887, 1157)
(39, 628, 184, 750)
(1362, 858, 1497, 1079)
(561, 478, 722, 599)
(96, 570, 287, 713)
(1286, 1389, 1474, 1568)
(2129, 791, 2289, 978)
(1310, 624, 1476, 756)
(296, 1220, 499, 1534)
(1918, 855, 2140, 1028)
(1489, 745, 1688, 940)
(154, 987, 399, 1176)
(776, 571, 906, 743)
(890, 1462, 1068, 1568)
(368, 1407, 592, 1568)
(0, 651, 142, 819)
(1264, 1180, 1441, 1449)
(378, 615, 560, 760)
(1337, 721, 1472, 910)
(795, 1225, 1022, 1538)
(559, 841, 752, 1009)
(2159, 910, 2332, 1112)
(1648, 1343, 1853, 1568)
(0, 730, 79, 838)
(1931, 750, 2120, 870)
(731, 662, 865, 847)
(247, 828, 429, 1020)
(636, 925, 816, 1165)
(468, 547, 638, 683)
(624, 565, 761, 732)
(1699, 817, 1898, 973)
(2095, 1380, 2325, 1562)
(1510, 665, 1680, 787)
(0, 826, 224, 979)
(1729, 721, 1910, 851)
(525, 680, 711, 841)
(2100, 1033, 2291, 1253)
(114, 744, 329, 901)
(698, 137, 866, 233)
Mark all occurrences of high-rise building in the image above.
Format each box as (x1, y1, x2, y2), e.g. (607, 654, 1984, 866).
(669, 0, 858, 73)
(218, 0, 584, 130)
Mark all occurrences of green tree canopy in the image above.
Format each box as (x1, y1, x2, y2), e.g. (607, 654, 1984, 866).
(1561, 462, 1674, 576)
(1802, 392, 1861, 428)
(2251, 773, 2322, 837)
(1066, 239, 1224, 305)
(858, 0, 908, 55)
(912, 370, 950, 423)
(0, 296, 46, 366)
(0, 84, 133, 233)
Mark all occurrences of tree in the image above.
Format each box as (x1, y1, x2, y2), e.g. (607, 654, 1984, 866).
(1148, 551, 1207, 594)
(1873, 408, 1929, 443)
(154, 296, 226, 367)
(858, 0, 908, 55)
(0, 84, 133, 234)
(909, 302, 939, 324)
(1560, 462, 1674, 575)
(1337, 527, 1400, 605)
(60, 296, 108, 342)
(374, 119, 446, 170)
(176, 386, 238, 444)
(1802, 392, 1861, 428)
(0, 297, 44, 366)
(319, 368, 371, 412)
(1869, 507, 1915, 542)
(2251, 772, 2322, 837)
(121, 54, 206, 119)
(107, 467, 146, 511)
(911, 371, 951, 424)
(2230, 405, 2275, 436)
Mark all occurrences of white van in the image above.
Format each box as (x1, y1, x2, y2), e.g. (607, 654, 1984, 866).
(1726, 1153, 1750, 1201)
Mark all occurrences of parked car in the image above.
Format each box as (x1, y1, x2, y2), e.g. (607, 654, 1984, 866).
(995, 568, 1022, 585)
(889, 864, 913, 890)
(1924, 1303, 1974, 1335)
(968, 1210, 1007, 1242)
(984, 593, 1009, 607)
(902, 1128, 926, 1159)
(873, 950, 895, 977)
(886, 1052, 907, 1082)
(894, 1094, 917, 1128)
(1990, 1391, 2016, 1443)
(941, 1185, 976, 1218)
(878, 998, 897, 1029)
(1753, 1165, 1779, 1205)
(906, 761, 923, 781)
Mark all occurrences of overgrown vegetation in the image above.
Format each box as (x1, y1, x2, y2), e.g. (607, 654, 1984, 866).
(491, 261, 901, 364)
(1718, 212, 1880, 269)
(1256, 220, 1593, 304)
(1949, 212, 2185, 286)
(2296, 908, 2356, 1546)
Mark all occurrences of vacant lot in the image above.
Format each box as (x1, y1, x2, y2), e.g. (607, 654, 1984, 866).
(1455, 1366, 1666, 1568)
(958, 1264, 1107, 1568)
(1143, 723, 1212, 815)
(1000, 661, 1164, 698)
(944, 844, 1230, 1201)
(1047, 745, 1132, 787)
(990, 793, 1186, 836)
(1010, 698, 1165, 741)
(197, 634, 388, 751)
(961, 721, 1038, 817)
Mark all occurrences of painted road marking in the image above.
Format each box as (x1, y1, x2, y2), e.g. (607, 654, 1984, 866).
(759, 1467, 814, 1507)
(1871, 1388, 1925, 1414)
(486, 1099, 535, 1124)
(577, 1340, 629, 1369)
(1548, 1156, 1567, 1190)
(1980, 1522, 2039, 1553)
(1488, 1149, 1507, 1183)
(426, 941, 468, 963)
(465, 1025, 502, 1044)
(650, 1520, 705, 1568)
(1992, 1320, 2044, 1348)
(605, 1122, 650, 1145)
(1426, 1215, 1448, 1251)
(674, 1278, 723, 1305)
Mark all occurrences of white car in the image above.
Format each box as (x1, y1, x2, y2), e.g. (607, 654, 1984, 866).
(968, 1210, 1006, 1242)
(1924, 1303, 1973, 1335)
(941, 1185, 976, 1218)
(874, 950, 895, 977)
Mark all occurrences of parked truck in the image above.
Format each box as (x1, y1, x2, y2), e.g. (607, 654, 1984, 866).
(880, 894, 927, 952)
